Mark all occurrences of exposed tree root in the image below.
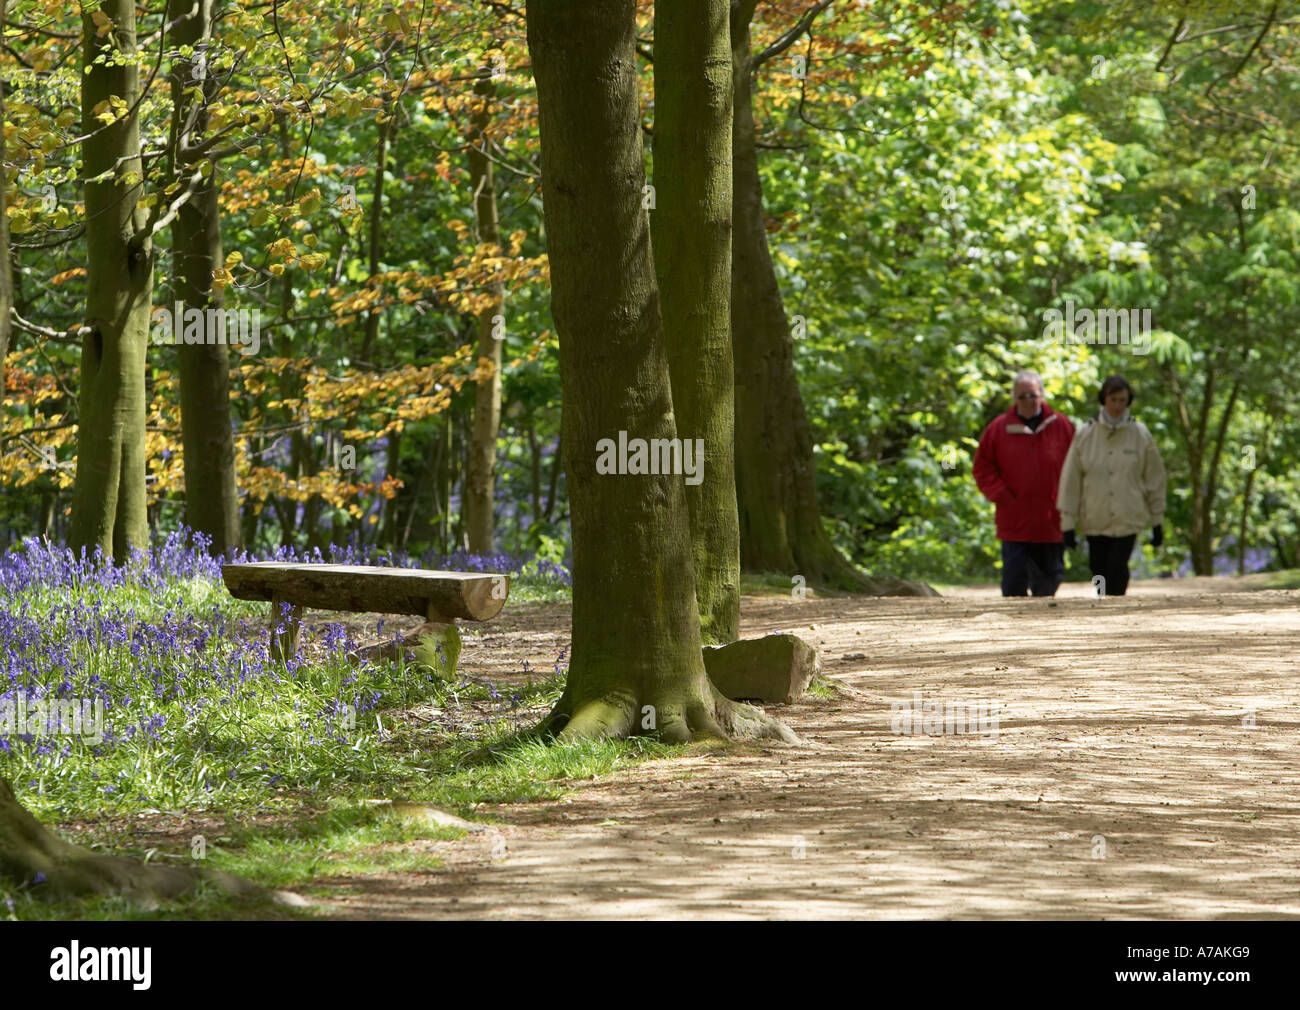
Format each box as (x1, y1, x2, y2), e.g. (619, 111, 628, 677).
(0, 777, 260, 902)
(857, 573, 939, 597)
(711, 688, 800, 743)
(813, 551, 938, 597)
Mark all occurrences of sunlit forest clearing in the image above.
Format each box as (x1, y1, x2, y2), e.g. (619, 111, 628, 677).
(1, 0, 1297, 922)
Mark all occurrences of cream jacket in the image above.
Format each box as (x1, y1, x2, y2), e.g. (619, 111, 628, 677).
(1057, 412, 1166, 537)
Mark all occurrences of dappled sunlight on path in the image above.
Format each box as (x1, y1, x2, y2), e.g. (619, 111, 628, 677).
(314, 580, 1300, 919)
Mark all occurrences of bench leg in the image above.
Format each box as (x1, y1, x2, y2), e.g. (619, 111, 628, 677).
(345, 607, 452, 665)
(270, 593, 303, 664)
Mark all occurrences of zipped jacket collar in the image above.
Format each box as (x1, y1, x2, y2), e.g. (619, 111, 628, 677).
(1004, 404, 1060, 435)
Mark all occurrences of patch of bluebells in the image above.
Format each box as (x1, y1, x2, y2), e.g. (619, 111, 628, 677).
(0, 528, 571, 804)
(0, 533, 211, 597)
(0, 595, 264, 765)
(0, 535, 375, 786)
(1167, 540, 1276, 578)
(1, 525, 571, 599)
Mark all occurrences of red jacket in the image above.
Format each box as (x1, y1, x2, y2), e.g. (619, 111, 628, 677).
(973, 404, 1075, 542)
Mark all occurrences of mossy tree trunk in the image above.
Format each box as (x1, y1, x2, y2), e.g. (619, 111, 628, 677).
(168, 0, 242, 556)
(526, 0, 792, 743)
(728, 1, 929, 594)
(465, 66, 505, 555)
(652, 0, 740, 645)
(69, 0, 152, 563)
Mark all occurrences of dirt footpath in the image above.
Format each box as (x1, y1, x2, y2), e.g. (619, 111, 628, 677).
(317, 578, 1300, 920)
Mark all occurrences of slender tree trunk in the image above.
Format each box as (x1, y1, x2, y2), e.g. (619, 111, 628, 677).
(69, 0, 153, 562)
(1272, 529, 1294, 569)
(397, 429, 432, 550)
(728, 2, 925, 594)
(465, 70, 505, 555)
(1191, 368, 1240, 576)
(381, 428, 402, 546)
(241, 490, 259, 548)
(434, 410, 452, 552)
(0, 0, 11, 391)
(1238, 462, 1256, 575)
(1165, 363, 1207, 573)
(294, 428, 324, 549)
(527, 0, 792, 743)
(168, 0, 241, 556)
(40, 492, 55, 538)
(1190, 478, 1212, 573)
(652, 0, 739, 644)
(272, 118, 306, 548)
(359, 100, 393, 365)
(544, 433, 562, 522)
(528, 420, 543, 524)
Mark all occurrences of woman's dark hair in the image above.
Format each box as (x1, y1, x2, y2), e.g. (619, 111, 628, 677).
(1098, 374, 1134, 406)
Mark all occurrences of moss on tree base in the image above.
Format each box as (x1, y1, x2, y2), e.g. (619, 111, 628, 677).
(539, 683, 799, 745)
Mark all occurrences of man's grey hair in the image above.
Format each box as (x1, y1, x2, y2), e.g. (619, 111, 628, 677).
(1013, 369, 1044, 393)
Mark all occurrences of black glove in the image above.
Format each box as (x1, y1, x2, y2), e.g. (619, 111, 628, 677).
(1063, 529, 1076, 550)
(1150, 524, 1163, 548)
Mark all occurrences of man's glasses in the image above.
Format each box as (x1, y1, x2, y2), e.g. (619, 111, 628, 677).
(1015, 392, 1043, 400)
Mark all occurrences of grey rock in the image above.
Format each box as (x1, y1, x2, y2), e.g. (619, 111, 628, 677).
(703, 633, 821, 704)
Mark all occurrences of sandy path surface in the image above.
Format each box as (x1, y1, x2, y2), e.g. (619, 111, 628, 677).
(315, 579, 1300, 920)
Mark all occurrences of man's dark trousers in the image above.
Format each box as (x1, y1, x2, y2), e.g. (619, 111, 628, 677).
(1001, 540, 1065, 597)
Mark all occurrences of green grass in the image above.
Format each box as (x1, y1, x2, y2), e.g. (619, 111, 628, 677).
(482, 575, 571, 607)
(2, 564, 679, 920)
(6, 732, 681, 920)
(1, 877, 306, 922)
(1242, 568, 1300, 590)
(739, 572, 804, 596)
(205, 803, 465, 888)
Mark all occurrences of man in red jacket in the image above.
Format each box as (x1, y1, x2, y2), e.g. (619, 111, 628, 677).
(973, 370, 1076, 596)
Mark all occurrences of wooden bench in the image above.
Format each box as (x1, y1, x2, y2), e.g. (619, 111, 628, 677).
(221, 562, 510, 663)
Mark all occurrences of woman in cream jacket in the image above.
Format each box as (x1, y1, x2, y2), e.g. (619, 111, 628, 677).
(1056, 375, 1167, 596)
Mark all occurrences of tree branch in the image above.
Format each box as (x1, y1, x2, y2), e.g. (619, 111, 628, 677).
(9, 308, 88, 342)
(1154, 15, 1186, 72)
(1205, 2, 1278, 96)
(138, 166, 206, 243)
(752, 0, 834, 69)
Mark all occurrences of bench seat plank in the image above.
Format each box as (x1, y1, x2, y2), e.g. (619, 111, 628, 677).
(222, 562, 508, 622)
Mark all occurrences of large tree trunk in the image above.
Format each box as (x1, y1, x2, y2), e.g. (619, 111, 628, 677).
(728, 2, 932, 596)
(652, 0, 740, 645)
(465, 70, 505, 555)
(168, 0, 242, 556)
(526, 0, 792, 743)
(69, 0, 153, 562)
